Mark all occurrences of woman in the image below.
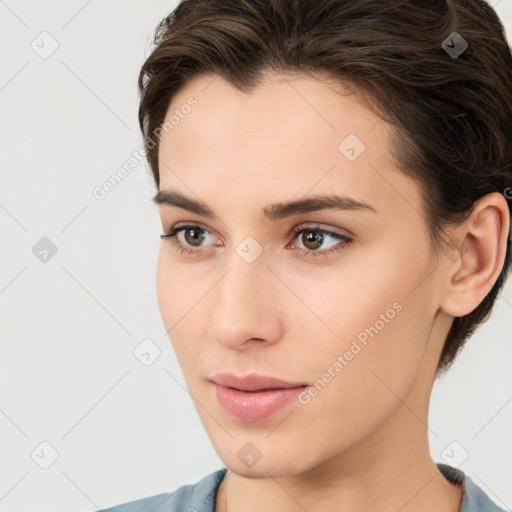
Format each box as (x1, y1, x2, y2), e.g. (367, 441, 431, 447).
(99, 0, 511, 510)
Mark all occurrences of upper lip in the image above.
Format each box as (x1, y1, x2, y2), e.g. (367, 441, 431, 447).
(210, 372, 308, 391)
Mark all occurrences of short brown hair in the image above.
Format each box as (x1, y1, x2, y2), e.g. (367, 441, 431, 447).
(138, 0, 512, 376)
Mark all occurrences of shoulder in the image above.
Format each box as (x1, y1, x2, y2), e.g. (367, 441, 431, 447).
(437, 463, 507, 512)
(96, 468, 227, 512)
(96, 464, 506, 512)
(462, 476, 508, 512)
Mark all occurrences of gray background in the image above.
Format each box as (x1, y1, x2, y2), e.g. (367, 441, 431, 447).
(1, 1, 511, 511)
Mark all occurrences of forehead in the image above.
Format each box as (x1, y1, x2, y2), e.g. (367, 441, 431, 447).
(162, 71, 383, 155)
(157, 71, 422, 226)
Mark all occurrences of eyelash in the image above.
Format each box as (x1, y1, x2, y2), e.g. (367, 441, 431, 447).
(160, 223, 353, 260)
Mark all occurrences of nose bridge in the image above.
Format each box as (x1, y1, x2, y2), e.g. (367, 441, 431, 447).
(209, 249, 280, 349)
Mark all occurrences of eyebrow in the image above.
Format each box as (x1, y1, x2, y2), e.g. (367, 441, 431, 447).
(152, 189, 377, 221)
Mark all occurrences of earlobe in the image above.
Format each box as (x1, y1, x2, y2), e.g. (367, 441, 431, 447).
(440, 193, 510, 318)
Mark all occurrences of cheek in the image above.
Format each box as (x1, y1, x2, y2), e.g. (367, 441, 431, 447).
(156, 248, 205, 325)
(156, 251, 176, 326)
(156, 250, 201, 364)
(288, 282, 432, 454)
(288, 242, 434, 395)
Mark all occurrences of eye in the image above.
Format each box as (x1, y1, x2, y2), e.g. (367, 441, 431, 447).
(160, 224, 218, 256)
(287, 224, 353, 259)
(160, 223, 353, 259)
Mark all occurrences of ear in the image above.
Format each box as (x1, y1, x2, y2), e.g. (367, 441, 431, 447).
(439, 192, 510, 318)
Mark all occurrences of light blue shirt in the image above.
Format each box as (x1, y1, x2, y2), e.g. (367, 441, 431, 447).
(96, 463, 507, 512)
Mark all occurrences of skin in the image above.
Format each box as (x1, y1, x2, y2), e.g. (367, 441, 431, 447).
(154, 70, 509, 512)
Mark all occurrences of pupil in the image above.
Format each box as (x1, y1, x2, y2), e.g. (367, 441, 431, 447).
(186, 228, 205, 246)
(304, 230, 323, 250)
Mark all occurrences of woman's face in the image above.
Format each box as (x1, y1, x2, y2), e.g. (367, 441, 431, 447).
(155, 71, 447, 477)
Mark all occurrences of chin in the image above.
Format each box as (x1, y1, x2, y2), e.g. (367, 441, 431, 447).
(226, 461, 302, 479)
(217, 443, 314, 479)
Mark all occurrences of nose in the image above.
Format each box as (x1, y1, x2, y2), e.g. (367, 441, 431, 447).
(208, 253, 283, 351)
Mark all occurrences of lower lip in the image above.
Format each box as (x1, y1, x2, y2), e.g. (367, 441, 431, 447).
(212, 383, 307, 422)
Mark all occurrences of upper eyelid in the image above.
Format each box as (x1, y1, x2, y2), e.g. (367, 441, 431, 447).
(289, 224, 352, 238)
(170, 221, 217, 238)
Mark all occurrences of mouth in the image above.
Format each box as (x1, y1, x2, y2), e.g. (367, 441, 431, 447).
(209, 372, 308, 421)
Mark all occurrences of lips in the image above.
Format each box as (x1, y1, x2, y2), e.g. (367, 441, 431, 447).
(210, 372, 308, 391)
(210, 372, 308, 421)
